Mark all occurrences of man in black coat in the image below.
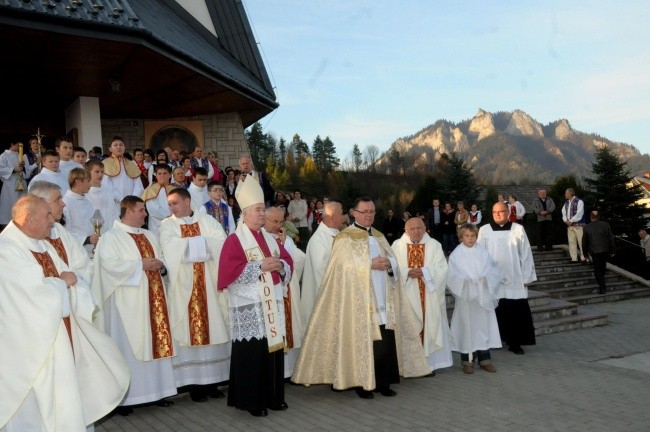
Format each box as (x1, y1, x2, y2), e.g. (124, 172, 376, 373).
(382, 209, 404, 245)
(582, 211, 616, 294)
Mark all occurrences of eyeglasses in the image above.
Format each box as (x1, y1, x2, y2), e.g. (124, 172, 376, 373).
(354, 210, 376, 215)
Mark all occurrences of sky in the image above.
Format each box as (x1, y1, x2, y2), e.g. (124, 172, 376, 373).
(243, 1, 650, 160)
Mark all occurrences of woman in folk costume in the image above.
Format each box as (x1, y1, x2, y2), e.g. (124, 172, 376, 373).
(217, 177, 293, 417)
(507, 194, 525, 224)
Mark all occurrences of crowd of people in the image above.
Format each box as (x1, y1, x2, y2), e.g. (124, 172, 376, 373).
(0, 133, 631, 429)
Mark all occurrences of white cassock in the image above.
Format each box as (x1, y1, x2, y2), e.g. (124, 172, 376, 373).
(102, 159, 144, 209)
(86, 185, 120, 235)
(59, 160, 84, 180)
(143, 186, 172, 238)
(301, 222, 339, 324)
(0, 222, 129, 431)
(63, 190, 96, 256)
(263, 229, 306, 377)
(29, 167, 70, 194)
(447, 243, 502, 354)
(48, 222, 94, 286)
(392, 233, 453, 371)
(92, 220, 176, 406)
(477, 223, 537, 299)
(159, 213, 231, 387)
(0, 150, 34, 224)
(188, 183, 209, 212)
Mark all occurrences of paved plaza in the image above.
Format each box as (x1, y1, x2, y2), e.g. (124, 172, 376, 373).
(97, 298, 650, 432)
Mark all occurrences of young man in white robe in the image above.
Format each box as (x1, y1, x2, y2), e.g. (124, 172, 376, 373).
(63, 168, 99, 256)
(56, 136, 84, 180)
(30, 181, 94, 286)
(29, 150, 69, 194)
(187, 167, 209, 212)
(447, 224, 501, 374)
(263, 205, 305, 378)
(159, 188, 230, 402)
(92, 196, 176, 415)
(141, 164, 174, 238)
(102, 136, 144, 211)
(0, 195, 129, 431)
(301, 201, 343, 324)
(391, 216, 453, 373)
(0, 140, 35, 225)
(85, 160, 120, 234)
(478, 202, 537, 355)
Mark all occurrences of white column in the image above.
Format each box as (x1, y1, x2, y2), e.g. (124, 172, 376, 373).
(65, 96, 103, 151)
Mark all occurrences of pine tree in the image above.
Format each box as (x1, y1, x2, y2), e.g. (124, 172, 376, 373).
(583, 146, 645, 234)
(245, 122, 268, 169)
(278, 137, 286, 169)
(322, 136, 339, 172)
(352, 144, 363, 172)
(442, 153, 480, 206)
(311, 135, 325, 171)
(299, 157, 323, 197)
(292, 134, 310, 170)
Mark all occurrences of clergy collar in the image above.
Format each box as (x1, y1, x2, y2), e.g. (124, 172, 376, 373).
(116, 220, 143, 234)
(354, 222, 372, 234)
(490, 221, 512, 231)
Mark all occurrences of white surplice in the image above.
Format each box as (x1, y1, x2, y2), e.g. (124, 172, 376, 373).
(159, 213, 231, 386)
(28, 167, 69, 195)
(0, 222, 129, 431)
(301, 222, 339, 324)
(143, 186, 171, 238)
(86, 185, 120, 235)
(187, 183, 209, 213)
(59, 159, 84, 181)
(63, 190, 96, 255)
(92, 220, 176, 405)
(447, 243, 502, 353)
(392, 232, 453, 371)
(0, 150, 33, 224)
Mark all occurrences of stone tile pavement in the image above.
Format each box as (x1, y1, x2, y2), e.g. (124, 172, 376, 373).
(97, 298, 650, 432)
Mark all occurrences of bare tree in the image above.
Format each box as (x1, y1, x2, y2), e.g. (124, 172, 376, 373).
(364, 145, 379, 172)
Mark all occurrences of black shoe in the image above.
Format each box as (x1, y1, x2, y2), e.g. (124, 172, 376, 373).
(154, 399, 174, 407)
(248, 408, 268, 417)
(115, 406, 133, 416)
(355, 389, 374, 399)
(269, 401, 288, 411)
(508, 346, 525, 355)
(190, 392, 208, 403)
(207, 388, 225, 399)
(599, 288, 606, 294)
(377, 388, 397, 397)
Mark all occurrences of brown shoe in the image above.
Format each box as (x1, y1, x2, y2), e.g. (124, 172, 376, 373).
(462, 363, 474, 374)
(479, 362, 497, 373)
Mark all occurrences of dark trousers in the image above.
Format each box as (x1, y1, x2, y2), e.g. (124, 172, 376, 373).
(297, 227, 310, 251)
(430, 225, 443, 243)
(591, 252, 609, 292)
(496, 298, 536, 348)
(460, 350, 491, 363)
(537, 220, 553, 250)
(442, 233, 457, 253)
(373, 325, 400, 390)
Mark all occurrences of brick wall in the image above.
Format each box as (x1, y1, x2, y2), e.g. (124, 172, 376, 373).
(101, 112, 251, 168)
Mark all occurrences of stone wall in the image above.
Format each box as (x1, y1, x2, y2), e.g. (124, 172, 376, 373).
(101, 112, 251, 168)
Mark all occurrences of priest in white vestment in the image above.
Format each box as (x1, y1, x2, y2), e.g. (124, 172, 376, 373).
(0, 141, 35, 225)
(141, 164, 174, 237)
(478, 202, 537, 355)
(263, 205, 305, 378)
(29, 150, 70, 194)
(102, 137, 144, 211)
(92, 196, 176, 413)
(0, 195, 129, 431)
(447, 224, 501, 374)
(159, 188, 230, 402)
(63, 168, 98, 256)
(301, 201, 343, 324)
(392, 217, 453, 373)
(85, 160, 120, 234)
(187, 167, 209, 212)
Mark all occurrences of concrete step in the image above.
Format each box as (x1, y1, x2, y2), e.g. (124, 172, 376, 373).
(445, 289, 549, 312)
(540, 280, 646, 299)
(533, 309, 608, 336)
(531, 274, 622, 289)
(535, 262, 589, 274)
(535, 257, 589, 266)
(565, 287, 650, 305)
(532, 250, 568, 260)
(530, 298, 578, 322)
(534, 269, 604, 281)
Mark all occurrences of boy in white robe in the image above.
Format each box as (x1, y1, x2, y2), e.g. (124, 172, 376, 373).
(0, 141, 34, 225)
(29, 150, 69, 194)
(56, 137, 84, 180)
(447, 224, 501, 374)
(187, 167, 209, 212)
(85, 160, 120, 234)
(101, 136, 144, 210)
(63, 168, 98, 256)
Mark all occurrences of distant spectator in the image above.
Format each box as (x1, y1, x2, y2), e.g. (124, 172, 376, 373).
(531, 188, 556, 251)
(582, 211, 615, 294)
(639, 229, 650, 279)
(382, 209, 404, 245)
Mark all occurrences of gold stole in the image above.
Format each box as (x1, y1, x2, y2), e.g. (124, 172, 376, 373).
(46, 237, 69, 266)
(31, 250, 73, 349)
(279, 239, 294, 350)
(407, 243, 426, 344)
(128, 233, 174, 359)
(179, 222, 210, 346)
(103, 156, 142, 178)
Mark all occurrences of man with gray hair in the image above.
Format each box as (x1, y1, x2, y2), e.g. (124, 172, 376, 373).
(301, 201, 343, 323)
(531, 188, 556, 252)
(562, 188, 586, 263)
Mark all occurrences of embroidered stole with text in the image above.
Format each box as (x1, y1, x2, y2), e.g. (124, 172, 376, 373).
(180, 222, 210, 346)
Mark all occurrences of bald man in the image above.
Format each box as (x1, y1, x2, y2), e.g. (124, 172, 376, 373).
(477, 202, 537, 355)
(391, 217, 452, 373)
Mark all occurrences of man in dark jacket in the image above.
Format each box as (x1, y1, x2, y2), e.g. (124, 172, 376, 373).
(582, 211, 616, 294)
(382, 209, 404, 245)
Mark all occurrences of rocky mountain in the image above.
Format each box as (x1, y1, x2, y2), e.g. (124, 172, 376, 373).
(377, 109, 649, 184)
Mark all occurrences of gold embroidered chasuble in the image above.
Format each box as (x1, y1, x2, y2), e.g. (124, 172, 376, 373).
(128, 232, 174, 359)
(179, 222, 210, 346)
(292, 226, 430, 390)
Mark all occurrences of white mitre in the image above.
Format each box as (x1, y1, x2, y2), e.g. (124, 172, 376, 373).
(235, 174, 264, 209)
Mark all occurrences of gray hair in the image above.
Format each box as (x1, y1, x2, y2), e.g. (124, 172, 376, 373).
(323, 201, 342, 218)
(29, 181, 61, 201)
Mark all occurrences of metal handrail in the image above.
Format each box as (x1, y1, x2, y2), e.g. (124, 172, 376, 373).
(614, 235, 643, 249)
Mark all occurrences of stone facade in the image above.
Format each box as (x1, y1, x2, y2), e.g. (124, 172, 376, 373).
(101, 112, 250, 168)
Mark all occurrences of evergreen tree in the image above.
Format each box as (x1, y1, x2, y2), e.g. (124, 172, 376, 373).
(285, 147, 298, 186)
(292, 133, 310, 170)
(583, 146, 645, 234)
(409, 175, 441, 214)
(311, 135, 325, 171)
(245, 122, 269, 169)
(278, 137, 287, 168)
(442, 153, 480, 206)
(352, 144, 363, 172)
(322, 136, 340, 172)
